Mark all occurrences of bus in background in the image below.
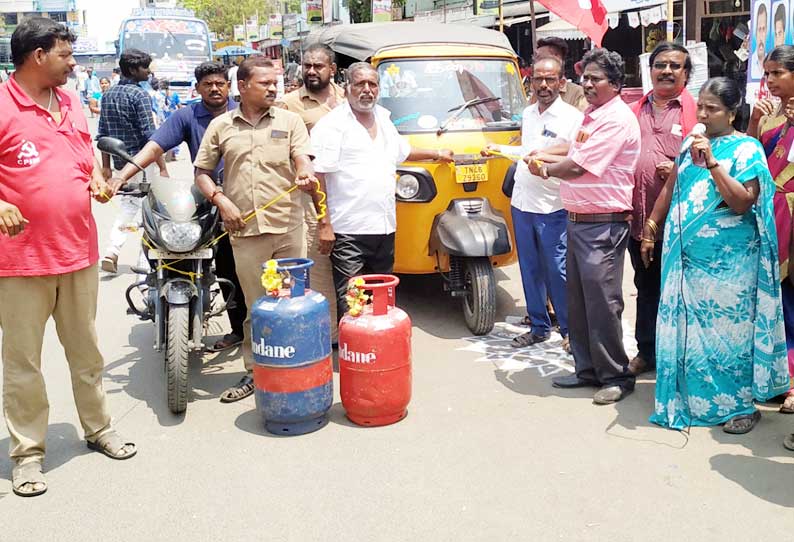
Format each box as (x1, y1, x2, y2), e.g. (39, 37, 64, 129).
(116, 7, 211, 101)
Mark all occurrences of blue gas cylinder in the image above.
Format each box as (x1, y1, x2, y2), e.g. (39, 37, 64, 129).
(251, 258, 332, 435)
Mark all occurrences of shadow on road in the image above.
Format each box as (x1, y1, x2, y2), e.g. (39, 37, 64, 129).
(706, 408, 794, 507)
(103, 321, 250, 427)
(0, 423, 90, 484)
(394, 272, 519, 340)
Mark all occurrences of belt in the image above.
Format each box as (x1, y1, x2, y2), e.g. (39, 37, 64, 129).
(567, 211, 631, 223)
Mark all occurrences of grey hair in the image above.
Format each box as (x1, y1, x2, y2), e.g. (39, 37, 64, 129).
(347, 62, 378, 83)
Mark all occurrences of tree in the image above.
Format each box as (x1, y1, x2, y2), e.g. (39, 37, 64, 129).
(178, 0, 301, 40)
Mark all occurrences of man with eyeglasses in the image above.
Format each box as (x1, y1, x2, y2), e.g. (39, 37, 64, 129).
(482, 57, 582, 351)
(624, 42, 698, 377)
(528, 48, 640, 405)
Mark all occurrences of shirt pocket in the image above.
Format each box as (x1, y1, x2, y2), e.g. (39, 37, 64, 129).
(261, 133, 291, 166)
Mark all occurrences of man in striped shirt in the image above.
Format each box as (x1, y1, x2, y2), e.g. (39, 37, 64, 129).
(528, 48, 640, 405)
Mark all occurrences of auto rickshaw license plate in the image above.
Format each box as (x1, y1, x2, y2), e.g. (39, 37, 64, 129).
(455, 163, 487, 183)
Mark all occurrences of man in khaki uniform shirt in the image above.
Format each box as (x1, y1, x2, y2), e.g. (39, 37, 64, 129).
(280, 43, 345, 338)
(194, 55, 322, 403)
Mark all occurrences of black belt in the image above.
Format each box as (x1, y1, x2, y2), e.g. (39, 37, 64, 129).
(568, 211, 631, 223)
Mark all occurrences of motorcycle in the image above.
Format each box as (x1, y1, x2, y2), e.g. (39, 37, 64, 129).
(98, 137, 236, 414)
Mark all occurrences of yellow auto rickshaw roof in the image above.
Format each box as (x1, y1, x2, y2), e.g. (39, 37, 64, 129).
(305, 22, 517, 62)
(372, 44, 516, 62)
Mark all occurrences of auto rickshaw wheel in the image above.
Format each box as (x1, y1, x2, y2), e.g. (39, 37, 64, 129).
(461, 257, 496, 335)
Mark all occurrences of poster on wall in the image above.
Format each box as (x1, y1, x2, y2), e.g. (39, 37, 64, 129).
(372, 0, 392, 22)
(748, 0, 773, 105)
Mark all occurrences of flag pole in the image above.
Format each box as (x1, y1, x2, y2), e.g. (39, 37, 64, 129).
(499, 0, 504, 32)
(530, 0, 537, 50)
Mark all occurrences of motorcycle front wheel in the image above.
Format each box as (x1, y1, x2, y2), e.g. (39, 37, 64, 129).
(166, 304, 190, 414)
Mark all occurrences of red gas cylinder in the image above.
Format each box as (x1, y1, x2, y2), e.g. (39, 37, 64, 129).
(338, 275, 412, 426)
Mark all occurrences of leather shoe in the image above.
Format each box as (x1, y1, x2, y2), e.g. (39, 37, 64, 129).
(593, 385, 632, 404)
(628, 356, 654, 376)
(552, 374, 599, 388)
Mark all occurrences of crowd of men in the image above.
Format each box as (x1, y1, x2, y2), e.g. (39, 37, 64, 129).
(0, 15, 783, 498)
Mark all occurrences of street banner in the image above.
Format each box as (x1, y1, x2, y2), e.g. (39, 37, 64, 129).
(233, 25, 245, 41)
(747, 0, 783, 105)
(307, 0, 323, 24)
(372, 0, 392, 22)
(269, 14, 283, 39)
(283, 14, 298, 39)
(246, 19, 259, 41)
(323, 0, 333, 23)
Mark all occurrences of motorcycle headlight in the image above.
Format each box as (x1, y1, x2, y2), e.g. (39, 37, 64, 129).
(396, 174, 420, 200)
(159, 222, 201, 252)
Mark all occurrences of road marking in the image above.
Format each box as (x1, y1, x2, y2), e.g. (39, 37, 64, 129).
(458, 317, 637, 378)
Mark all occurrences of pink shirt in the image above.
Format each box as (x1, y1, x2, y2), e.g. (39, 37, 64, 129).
(561, 95, 641, 214)
(0, 76, 98, 276)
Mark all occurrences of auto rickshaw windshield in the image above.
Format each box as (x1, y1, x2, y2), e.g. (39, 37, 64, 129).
(377, 58, 526, 133)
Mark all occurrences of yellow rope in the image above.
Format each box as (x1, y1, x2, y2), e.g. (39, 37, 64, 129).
(110, 181, 328, 283)
(487, 150, 523, 162)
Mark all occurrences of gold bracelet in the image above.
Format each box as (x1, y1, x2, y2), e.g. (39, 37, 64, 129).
(641, 237, 656, 243)
(646, 218, 659, 234)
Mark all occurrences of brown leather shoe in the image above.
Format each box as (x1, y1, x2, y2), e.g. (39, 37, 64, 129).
(628, 355, 648, 376)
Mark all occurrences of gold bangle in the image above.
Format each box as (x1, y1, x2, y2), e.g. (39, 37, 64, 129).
(646, 218, 659, 233)
(641, 237, 656, 243)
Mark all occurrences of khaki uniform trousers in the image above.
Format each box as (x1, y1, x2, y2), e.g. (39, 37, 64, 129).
(0, 264, 112, 465)
(230, 227, 306, 372)
(304, 200, 338, 342)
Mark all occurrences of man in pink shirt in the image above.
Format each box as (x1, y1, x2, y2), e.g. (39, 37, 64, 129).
(0, 17, 137, 497)
(529, 48, 641, 404)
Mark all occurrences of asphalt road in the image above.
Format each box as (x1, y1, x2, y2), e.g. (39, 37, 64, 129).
(1, 114, 793, 541)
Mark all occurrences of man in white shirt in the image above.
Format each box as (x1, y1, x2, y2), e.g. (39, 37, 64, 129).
(483, 57, 583, 349)
(311, 62, 453, 318)
(228, 60, 240, 101)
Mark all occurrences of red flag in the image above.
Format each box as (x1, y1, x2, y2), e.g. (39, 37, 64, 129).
(537, 0, 609, 47)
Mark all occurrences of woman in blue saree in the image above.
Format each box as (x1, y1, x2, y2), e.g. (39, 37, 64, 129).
(640, 77, 790, 433)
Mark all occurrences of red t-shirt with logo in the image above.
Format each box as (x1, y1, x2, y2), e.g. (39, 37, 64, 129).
(0, 76, 98, 276)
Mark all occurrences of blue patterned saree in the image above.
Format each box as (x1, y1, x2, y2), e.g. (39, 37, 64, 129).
(650, 135, 790, 429)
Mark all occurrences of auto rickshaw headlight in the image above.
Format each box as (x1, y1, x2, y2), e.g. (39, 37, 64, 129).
(396, 174, 420, 199)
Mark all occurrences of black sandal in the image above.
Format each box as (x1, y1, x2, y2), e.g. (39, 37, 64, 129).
(511, 332, 550, 348)
(723, 410, 761, 434)
(220, 374, 255, 403)
(208, 333, 243, 352)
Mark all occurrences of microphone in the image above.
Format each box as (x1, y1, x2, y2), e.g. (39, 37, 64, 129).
(681, 123, 706, 153)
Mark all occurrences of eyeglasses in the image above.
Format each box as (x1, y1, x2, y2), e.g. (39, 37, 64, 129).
(530, 76, 560, 85)
(652, 62, 684, 70)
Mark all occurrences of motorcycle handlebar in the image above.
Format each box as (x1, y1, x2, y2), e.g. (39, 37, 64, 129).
(116, 182, 150, 198)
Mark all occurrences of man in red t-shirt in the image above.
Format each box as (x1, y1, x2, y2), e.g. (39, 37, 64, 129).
(0, 17, 137, 498)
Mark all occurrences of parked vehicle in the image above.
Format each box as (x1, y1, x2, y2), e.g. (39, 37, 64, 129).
(116, 6, 212, 101)
(307, 22, 526, 335)
(98, 137, 235, 414)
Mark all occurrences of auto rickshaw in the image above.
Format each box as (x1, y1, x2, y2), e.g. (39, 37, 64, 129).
(307, 22, 526, 335)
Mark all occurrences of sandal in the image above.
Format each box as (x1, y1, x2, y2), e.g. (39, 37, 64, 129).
(220, 374, 255, 403)
(511, 332, 550, 348)
(87, 430, 137, 460)
(12, 461, 47, 498)
(723, 410, 761, 434)
(207, 333, 243, 352)
(781, 394, 794, 414)
(784, 433, 794, 451)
